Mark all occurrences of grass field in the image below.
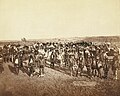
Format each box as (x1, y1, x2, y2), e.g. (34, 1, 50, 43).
(0, 62, 120, 96)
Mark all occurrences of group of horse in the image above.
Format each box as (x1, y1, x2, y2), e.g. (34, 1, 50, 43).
(0, 41, 120, 79)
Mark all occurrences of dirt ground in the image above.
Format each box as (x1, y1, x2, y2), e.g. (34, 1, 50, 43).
(0, 62, 120, 96)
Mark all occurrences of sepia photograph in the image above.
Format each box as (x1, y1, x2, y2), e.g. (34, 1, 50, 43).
(0, 0, 120, 96)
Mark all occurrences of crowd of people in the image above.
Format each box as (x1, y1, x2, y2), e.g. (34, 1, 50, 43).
(0, 41, 120, 79)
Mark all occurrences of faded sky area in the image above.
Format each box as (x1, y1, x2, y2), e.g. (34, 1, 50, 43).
(0, 0, 120, 40)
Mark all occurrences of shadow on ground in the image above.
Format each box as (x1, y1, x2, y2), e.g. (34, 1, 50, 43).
(8, 65, 18, 75)
(20, 66, 30, 76)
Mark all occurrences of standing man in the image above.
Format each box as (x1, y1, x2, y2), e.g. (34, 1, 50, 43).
(39, 55, 45, 77)
(50, 50, 57, 68)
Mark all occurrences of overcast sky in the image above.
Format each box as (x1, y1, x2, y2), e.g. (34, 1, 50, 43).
(0, 0, 120, 40)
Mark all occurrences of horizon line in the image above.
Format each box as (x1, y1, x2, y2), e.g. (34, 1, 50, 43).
(0, 35, 120, 41)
